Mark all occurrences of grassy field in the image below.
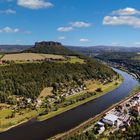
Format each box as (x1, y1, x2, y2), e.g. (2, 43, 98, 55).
(67, 56, 85, 64)
(37, 75, 123, 121)
(1, 53, 66, 61)
(0, 108, 45, 132)
(0, 109, 13, 119)
(0, 54, 4, 59)
(38, 87, 53, 99)
(0, 53, 85, 64)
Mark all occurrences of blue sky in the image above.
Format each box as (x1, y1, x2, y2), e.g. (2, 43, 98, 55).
(0, 0, 140, 46)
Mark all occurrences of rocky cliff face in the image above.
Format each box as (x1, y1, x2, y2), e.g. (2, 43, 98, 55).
(35, 41, 62, 47)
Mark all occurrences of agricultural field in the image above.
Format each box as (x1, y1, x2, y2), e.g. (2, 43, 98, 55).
(0, 53, 85, 64)
(1, 53, 66, 62)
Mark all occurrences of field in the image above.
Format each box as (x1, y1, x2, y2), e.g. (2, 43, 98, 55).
(0, 108, 44, 132)
(1, 53, 66, 61)
(38, 87, 53, 99)
(85, 78, 122, 93)
(67, 56, 85, 63)
(132, 54, 140, 60)
(0, 53, 85, 64)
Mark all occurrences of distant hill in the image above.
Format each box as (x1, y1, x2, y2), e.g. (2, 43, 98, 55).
(67, 46, 140, 56)
(24, 41, 76, 55)
(0, 45, 32, 53)
(1, 44, 140, 54)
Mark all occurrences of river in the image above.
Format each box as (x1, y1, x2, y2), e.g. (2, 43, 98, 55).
(0, 68, 139, 140)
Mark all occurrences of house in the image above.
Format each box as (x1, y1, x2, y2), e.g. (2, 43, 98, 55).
(131, 106, 140, 116)
(96, 121, 104, 127)
(95, 122, 105, 134)
(0, 61, 3, 65)
(97, 126, 105, 134)
(36, 99, 42, 108)
(102, 114, 118, 125)
(27, 98, 32, 103)
(117, 120, 123, 127)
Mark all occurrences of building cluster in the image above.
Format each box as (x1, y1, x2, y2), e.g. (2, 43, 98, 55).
(60, 85, 86, 98)
(95, 92, 140, 134)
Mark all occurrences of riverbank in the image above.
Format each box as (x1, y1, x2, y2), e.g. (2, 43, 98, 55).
(0, 68, 138, 140)
(37, 75, 123, 121)
(0, 109, 44, 133)
(52, 85, 140, 140)
(0, 75, 122, 133)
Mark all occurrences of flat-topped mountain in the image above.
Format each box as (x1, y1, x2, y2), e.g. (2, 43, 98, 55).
(24, 41, 75, 55)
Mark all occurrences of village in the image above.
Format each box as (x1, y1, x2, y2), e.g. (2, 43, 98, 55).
(85, 92, 140, 135)
(0, 83, 87, 111)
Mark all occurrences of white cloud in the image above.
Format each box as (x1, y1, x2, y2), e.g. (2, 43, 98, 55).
(103, 7, 140, 28)
(112, 7, 140, 16)
(0, 27, 20, 33)
(103, 16, 140, 28)
(0, 27, 32, 34)
(58, 36, 66, 40)
(0, 9, 16, 15)
(70, 21, 91, 28)
(57, 27, 73, 32)
(17, 0, 53, 9)
(80, 38, 90, 42)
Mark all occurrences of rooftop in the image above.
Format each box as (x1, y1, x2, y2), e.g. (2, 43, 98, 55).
(104, 114, 118, 122)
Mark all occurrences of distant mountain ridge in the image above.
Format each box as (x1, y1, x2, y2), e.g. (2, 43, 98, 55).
(1, 43, 140, 54)
(67, 45, 140, 54)
(0, 45, 32, 53)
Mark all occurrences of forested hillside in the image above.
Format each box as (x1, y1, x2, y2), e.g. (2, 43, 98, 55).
(96, 52, 140, 79)
(0, 59, 116, 103)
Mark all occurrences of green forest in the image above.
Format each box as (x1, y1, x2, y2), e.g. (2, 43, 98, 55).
(0, 58, 116, 103)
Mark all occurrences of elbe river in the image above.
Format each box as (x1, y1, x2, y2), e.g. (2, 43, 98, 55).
(0, 68, 139, 140)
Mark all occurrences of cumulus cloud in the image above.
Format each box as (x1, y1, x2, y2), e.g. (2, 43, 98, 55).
(17, 0, 53, 9)
(103, 16, 140, 28)
(0, 27, 32, 34)
(70, 21, 91, 28)
(57, 27, 73, 32)
(112, 7, 140, 16)
(0, 27, 20, 33)
(103, 7, 140, 28)
(0, 9, 16, 15)
(80, 38, 90, 42)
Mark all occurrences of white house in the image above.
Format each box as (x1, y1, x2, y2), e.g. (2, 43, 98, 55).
(98, 126, 105, 134)
(102, 114, 118, 125)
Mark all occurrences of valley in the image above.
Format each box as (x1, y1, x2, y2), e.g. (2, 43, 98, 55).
(0, 41, 121, 133)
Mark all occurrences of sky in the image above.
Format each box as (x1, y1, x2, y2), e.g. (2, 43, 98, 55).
(0, 0, 140, 47)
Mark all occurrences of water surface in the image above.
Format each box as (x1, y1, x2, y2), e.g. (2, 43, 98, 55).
(0, 68, 139, 140)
